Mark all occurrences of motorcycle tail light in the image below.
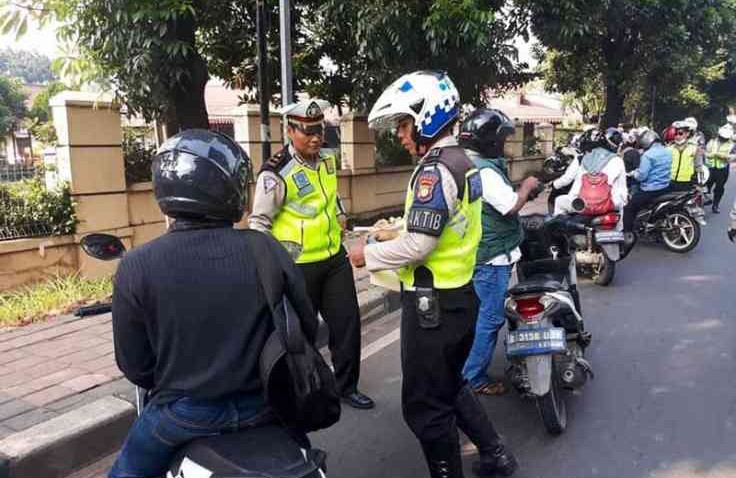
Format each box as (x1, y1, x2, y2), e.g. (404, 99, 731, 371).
(592, 213, 620, 230)
(693, 194, 703, 207)
(515, 297, 544, 321)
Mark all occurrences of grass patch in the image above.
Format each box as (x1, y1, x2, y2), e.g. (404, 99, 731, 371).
(0, 274, 113, 327)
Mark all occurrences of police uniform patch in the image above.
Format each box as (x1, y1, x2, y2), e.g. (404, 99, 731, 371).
(292, 170, 315, 196)
(416, 172, 439, 202)
(467, 171, 482, 202)
(263, 175, 278, 194)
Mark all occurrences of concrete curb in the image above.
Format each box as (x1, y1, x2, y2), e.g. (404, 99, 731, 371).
(0, 289, 400, 478)
(0, 396, 135, 478)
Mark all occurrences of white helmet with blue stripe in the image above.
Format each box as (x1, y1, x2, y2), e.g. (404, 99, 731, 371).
(368, 70, 460, 144)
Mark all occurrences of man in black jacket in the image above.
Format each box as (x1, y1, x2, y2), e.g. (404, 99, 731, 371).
(108, 130, 319, 478)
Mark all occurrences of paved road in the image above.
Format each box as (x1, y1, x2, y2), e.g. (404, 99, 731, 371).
(69, 186, 736, 478)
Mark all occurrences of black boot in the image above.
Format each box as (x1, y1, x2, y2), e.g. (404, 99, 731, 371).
(420, 434, 464, 478)
(454, 385, 518, 477)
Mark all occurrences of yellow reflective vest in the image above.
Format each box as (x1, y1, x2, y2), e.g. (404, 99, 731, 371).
(397, 148, 482, 290)
(265, 148, 342, 264)
(668, 144, 697, 183)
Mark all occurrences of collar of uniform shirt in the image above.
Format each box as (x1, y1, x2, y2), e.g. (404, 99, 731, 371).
(288, 143, 321, 170)
(419, 135, 458, 163)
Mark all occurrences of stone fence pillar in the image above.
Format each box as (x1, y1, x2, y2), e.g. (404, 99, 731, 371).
(50, 91, 132, 278)
(340, 113, 376, 173)
(231, 105, 283, 172)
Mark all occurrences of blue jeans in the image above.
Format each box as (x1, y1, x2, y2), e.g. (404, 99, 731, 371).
(109, 393, 270, 478)
(462, 264, 513, 389)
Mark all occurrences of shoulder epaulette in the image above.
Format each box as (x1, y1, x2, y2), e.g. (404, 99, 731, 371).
(261, 147, 291, 173)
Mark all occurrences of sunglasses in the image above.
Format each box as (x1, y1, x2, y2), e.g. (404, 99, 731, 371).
(289, 122, 324, 136)
(675, 129, 688, 135)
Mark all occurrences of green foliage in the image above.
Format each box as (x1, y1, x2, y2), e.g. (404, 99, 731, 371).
(0, 274, 112, 327)
(25, 81, 67, 146)
(0, 47, 57, 84)
(520, 0, 736, 127)
(0, 76, 27, 136)
(123, 126, 156, 184)
(312, 0, 532, 110)
(0, 177, 77, 239)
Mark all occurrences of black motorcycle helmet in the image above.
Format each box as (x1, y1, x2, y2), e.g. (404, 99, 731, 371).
(458, 108, 515, 158)
(637, 130, 661, 151)
(601, 127, 624, 152)
(575, 128, 598, 153)
(152, 129, 252, 222)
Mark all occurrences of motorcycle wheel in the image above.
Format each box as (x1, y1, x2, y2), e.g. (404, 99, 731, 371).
(660, 212, 701, 253)
(536, 363, 567, 435)
(592, 254, 615, 286)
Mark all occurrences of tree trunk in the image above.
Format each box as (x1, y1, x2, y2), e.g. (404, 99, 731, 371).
(602, 75, 625, 128)
(162, 12, 210, 136)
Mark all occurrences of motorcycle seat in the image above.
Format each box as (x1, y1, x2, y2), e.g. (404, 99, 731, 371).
(651, 191, 689, 204)
(169, 426, 325, 477)
(508, 273, 567, 295)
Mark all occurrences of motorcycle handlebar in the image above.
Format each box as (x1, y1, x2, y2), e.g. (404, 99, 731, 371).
(75, 302, 112, 317)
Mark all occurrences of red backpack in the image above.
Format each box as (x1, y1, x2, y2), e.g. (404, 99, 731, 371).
(579, 172, 614, 215)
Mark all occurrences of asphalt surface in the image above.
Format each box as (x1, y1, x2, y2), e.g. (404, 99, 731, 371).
(69, 185, 736, 478)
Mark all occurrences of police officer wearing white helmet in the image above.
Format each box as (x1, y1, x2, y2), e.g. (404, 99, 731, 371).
(705, 124, 736, 213)
(249, 99, 374, 410)
(348, 71, 517, 478)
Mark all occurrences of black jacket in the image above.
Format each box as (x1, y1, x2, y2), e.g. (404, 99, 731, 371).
(112, 221, 318, 404)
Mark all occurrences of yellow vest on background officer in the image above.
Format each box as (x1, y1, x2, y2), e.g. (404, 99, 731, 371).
(248, 99, 374, 410)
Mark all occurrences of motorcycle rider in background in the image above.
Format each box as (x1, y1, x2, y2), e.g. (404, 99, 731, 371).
(553, 128, 628, 222)
(623, 130, 672, 235)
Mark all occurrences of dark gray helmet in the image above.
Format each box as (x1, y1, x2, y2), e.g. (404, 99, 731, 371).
(458, 108, 515, 158)
(637, 130, 661, 151)
(152, 129, 252, 222)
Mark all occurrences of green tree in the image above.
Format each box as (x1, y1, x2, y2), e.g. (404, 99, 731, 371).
(1, 0, 532, 132)
(517, 0, 736, 127)
(0, 48, 57, 84)
(24, 80, 66, 145)
(0, 76, 27, 136)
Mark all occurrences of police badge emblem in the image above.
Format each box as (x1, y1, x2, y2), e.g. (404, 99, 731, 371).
(416, 172, 439, 202)
(306, 101, 322, 118)
(292, 170, 315, 196)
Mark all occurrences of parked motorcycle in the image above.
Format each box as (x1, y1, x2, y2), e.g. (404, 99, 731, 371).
(78, 233, 327, 478)
(633, 189, 704, 253)
(504, 214, 593, 435)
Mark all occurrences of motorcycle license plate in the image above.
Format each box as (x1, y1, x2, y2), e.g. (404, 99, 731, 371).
(506, 327, 566, 357)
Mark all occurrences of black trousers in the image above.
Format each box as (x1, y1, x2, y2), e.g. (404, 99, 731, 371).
(623, 188, 670, 232)
(400, 284, 482, 443)
(298, 248, 361, 395)
(669, 180, 693, 192)
(706, 167, 730, 208)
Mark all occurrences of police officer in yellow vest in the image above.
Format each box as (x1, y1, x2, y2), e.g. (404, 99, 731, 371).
(705, 124, 736, 213)
(668, 120, 700, 191)
(349, 71, 517, 478)
(249, 99, 374, 410)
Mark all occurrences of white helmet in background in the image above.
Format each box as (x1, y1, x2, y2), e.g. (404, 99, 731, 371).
(727, 114, 736, 126)
(718, 124, 734, 141)
(683, 117, 698, 131)
(368, 70, 460, 144)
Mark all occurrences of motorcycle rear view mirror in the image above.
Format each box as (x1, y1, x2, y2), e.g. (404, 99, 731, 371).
(80, 233, 126, 261)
